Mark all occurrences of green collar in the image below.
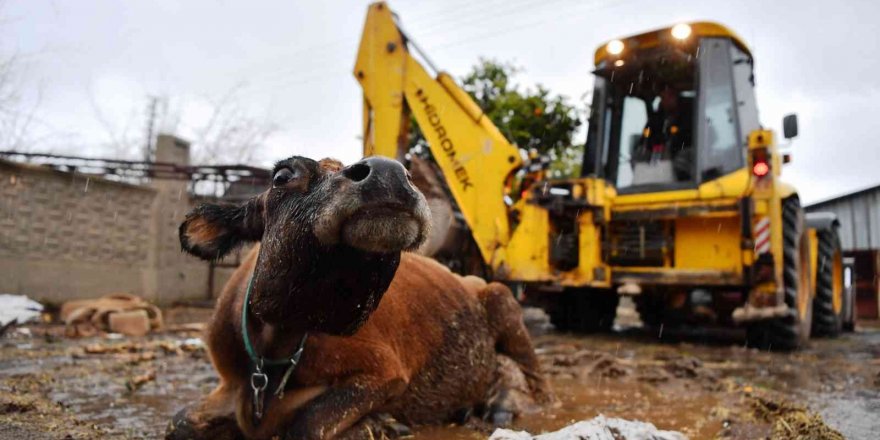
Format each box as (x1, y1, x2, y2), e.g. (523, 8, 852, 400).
(241, 274, 308, 367)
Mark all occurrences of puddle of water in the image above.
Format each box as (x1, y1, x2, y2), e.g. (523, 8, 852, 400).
(521, 378, 721, 438)
(414, 375, 722, 439)
(813, 390, 880, 440)
(0, 336, 216, 438)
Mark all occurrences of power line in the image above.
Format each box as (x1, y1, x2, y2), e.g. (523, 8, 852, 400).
(241, 0, 637, 96)
(416, 0, 576, 36)
(405, 0, 526, 28)
(432, 0, 635, 52)
(240, 69, 351, 97)
(230, 0, 573, 86)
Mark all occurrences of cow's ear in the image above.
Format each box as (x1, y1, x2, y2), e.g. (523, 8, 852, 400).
(179, 197, 264, 261)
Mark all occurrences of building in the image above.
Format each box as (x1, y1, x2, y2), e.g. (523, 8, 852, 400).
(807, 184, 880, 320)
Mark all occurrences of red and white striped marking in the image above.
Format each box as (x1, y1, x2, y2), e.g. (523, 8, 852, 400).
(754, 217, 771, 255)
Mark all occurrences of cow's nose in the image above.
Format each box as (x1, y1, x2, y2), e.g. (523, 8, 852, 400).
(341, 157, 407, 186)
(342, 162, 371, 183)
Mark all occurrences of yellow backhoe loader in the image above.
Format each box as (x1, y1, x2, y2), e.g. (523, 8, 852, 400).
(354, 2, 850, 349)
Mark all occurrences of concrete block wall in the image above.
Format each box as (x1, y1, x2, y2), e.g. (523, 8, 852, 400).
(0, 134, 214, 305)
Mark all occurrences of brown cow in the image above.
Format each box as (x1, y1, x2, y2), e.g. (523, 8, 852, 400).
(168, 156, 553, 439)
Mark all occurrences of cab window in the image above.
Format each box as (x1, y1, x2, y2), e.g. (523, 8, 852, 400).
(698, 38, 744, 181)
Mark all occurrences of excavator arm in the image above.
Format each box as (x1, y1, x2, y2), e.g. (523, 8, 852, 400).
(354, 1, 523, 267)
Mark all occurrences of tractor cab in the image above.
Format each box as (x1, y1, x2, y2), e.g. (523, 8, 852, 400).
(583, 22, 760, 194)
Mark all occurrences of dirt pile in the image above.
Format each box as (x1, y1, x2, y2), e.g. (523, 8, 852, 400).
(748, 390, 844, 440)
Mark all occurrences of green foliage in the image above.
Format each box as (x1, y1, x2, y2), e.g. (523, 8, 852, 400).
(408, 58, 584, 178)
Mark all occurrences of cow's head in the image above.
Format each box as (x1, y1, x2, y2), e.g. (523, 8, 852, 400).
(179, 156, 430, 334)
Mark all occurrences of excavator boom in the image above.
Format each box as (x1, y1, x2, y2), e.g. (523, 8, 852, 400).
(354, 2, 522, 265)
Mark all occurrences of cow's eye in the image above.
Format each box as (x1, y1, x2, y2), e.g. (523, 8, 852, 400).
(273, 168, 299, 187)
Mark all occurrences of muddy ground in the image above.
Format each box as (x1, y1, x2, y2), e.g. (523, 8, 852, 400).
(1, 302, 878, 440)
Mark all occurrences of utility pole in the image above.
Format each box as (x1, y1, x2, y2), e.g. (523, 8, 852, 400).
(144, 96, 158, 163)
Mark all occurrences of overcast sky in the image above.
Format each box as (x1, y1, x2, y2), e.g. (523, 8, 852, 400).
(3, 0, 879, 203)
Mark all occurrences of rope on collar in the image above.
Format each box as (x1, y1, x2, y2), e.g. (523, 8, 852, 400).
(241, 273, 308, 420)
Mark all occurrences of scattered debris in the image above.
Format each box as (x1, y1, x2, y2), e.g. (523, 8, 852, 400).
(748, 390, 845, 440)
(0, 319, 17, 338)
(180, 337, 205, 351)
(79, 338, 204, 357)
(115, 351, 158, 365)
(664, 357, 702, 379)
(636, 367, 671, 384)
(490, 415, 687, 440)
(165, 322, 206, 333)
(522, 307, 554, 336)
(0, 395, 37, 414)
(0, 294, 44, 328)
(60, 293, 163, 337)
(126, 369, 157, 392)
(589, 354, 629, 378)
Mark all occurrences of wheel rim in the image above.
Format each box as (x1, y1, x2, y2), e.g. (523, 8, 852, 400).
(832, 250, 843, 314)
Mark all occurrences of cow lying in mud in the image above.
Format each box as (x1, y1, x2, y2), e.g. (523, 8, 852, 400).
(168, 156, 553, 439)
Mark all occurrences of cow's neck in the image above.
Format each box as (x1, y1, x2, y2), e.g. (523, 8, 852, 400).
(251, 320, 306, 362)
(249, 241, 402, 335)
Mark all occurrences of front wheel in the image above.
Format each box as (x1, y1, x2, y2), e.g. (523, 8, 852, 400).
(747, 197, 813, 351)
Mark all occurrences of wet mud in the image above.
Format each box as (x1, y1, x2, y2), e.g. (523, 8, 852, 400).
(1, 306, 878, 439)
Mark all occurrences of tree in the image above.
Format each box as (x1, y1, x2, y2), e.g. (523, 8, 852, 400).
(88, 84, 278, 165)
(409, 58, 584, 177)
(176, 86, 279, 166)
(0, 53, 44, 152)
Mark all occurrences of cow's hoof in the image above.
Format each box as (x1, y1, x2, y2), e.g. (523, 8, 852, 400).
(490, 408, 514, 427)
(370, 413, 413, 438)
(381, 419, 412, 437)
(335, 414, 413, 440)
(452, 407, 473, 424)
(166, 408, 199, 440)
(166, 407, 243, 440)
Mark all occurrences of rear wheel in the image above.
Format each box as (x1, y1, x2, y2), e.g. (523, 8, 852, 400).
(747, 197, 813, 351)
(811, 225, 844, 337)
(547, 289, 620, 333)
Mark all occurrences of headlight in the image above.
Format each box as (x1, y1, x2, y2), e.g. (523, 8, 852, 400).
(606, 39, 624, 55)
(671, 23, 692, 40)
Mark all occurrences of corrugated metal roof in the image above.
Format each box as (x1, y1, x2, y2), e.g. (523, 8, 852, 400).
(807, 182, 880, 207)
(807, 186, 880, 251)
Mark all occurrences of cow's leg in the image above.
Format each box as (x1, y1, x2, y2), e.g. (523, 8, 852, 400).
(478, 282, 555, 408)
(282, 376, 407, 440)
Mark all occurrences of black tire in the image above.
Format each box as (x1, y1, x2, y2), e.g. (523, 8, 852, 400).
(547, 289, 620, 333)
(811, 225, 844, 337)
(634, 294, 663, 328)
(747, 197, 813, 351)
(634, 293, 684, 329)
